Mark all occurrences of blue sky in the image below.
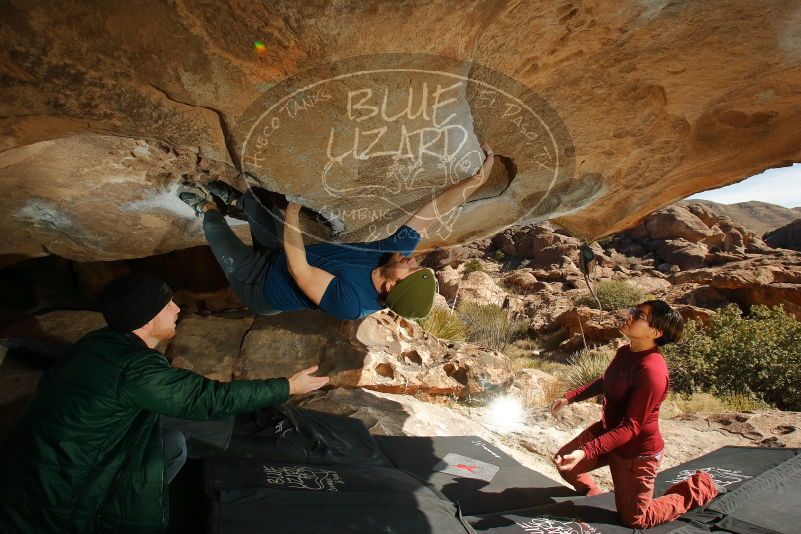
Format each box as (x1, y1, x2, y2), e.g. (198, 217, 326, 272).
(688, 164, 801, 208)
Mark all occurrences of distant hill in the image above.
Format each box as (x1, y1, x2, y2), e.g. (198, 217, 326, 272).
(678, 199, 801, 236)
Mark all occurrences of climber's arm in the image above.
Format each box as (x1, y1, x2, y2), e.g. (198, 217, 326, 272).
(404, 144, 495, 234)
(283, 203, 335, 305)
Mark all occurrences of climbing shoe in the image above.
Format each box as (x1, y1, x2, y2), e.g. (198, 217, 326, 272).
(178, 184, 213, 216)
(208, 179, 242, 207)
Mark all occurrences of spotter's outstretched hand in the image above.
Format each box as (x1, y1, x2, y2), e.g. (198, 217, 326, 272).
(288, 365, 329, 395)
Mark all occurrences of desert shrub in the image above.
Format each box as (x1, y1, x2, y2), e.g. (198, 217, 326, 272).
(524, 358, 571, 378)
(574, 280, 646, 310)
(492, 249, 505, 261)
(462, 259, 484, 274)
(563, 347, 615, 393)
(718, 393, 771, 411)
(418, 307, 466, 341)
(457, 303, 527, 351)
(663, 305, 801, 410)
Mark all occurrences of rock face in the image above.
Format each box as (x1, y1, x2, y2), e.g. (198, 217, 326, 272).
(216, 309, 515, 398)
(166, 313, 254, 382)
(614, 204, 770, 271)
(0, 310, 108, 355)
(764, 219, 801, 252)
(671, 250, 801, 319)
(436, 266, 507, 308)
(492, 223, 582, 269)
(672, 250, 801, 319)
(554, 307, 629, 351)
(0, 306, 514, 405)
(645, 206, 718, 243)
(3, 1, 801, 262)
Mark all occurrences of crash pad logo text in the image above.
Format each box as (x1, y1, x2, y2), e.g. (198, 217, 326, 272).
(665, 466, 753, 487)
(262, 465, 344, 492)
(516, 516, 600, 534)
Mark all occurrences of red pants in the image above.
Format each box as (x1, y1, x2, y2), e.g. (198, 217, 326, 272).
(556, 424, 718, 529)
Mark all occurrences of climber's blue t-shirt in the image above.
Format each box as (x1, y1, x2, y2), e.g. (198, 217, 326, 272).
(263, 225, 421, 320)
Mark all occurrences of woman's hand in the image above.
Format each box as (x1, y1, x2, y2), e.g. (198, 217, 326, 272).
(550, 397, 568, 418)
(554, 449, 586, 471)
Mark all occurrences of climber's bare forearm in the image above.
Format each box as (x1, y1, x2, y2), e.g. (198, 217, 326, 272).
(405, 145, 495, 234)
(283, 204, 308, 276)
(282, 203, 334, 304)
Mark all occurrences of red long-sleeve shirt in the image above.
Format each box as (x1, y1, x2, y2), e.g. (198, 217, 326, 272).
(563, 345, 669, 460)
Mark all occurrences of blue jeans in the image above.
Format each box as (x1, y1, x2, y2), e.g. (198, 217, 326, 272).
(201, 188, 283, 315)
(162, 427, 187, 484)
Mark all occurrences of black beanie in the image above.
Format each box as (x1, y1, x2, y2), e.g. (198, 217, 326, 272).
(98, 273, 173, 332)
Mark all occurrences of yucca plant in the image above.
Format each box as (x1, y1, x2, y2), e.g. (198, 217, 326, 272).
(457, 303, 527, 352)
(574, 280, 646, 310)
(417, 306, 466, 341)
(563, 347, 615, 393)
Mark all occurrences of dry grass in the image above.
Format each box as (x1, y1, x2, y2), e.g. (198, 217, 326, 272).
(669, 392, 771, 413)
(541, 376, 569, 405)
(504, 339, 572, 376)
(504, 338, 538, 359)
(500, 282, 531, 296)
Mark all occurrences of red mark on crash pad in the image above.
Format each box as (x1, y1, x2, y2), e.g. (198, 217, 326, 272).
(456, 464, 478, 473)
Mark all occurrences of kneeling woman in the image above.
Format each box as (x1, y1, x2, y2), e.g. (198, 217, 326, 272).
(551, 300, 719, 529)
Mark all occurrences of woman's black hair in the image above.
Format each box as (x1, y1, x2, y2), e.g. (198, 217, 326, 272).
(642, 300, 684, 346)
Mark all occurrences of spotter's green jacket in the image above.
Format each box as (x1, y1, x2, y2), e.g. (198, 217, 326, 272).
(0, 327, 289, 533)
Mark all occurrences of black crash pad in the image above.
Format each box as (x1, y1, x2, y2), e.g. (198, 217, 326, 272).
(466, 446, 801, 534)
(192, 405, 392, 467)
(202, 457, 473, 534)
(466, 492, 698, 534)
(375, 435, 577, 515)
(654, 445, 799, 496)
(704, 452, 801, 534)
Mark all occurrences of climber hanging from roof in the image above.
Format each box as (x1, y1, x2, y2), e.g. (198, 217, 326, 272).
(178, 143, 495, 321)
